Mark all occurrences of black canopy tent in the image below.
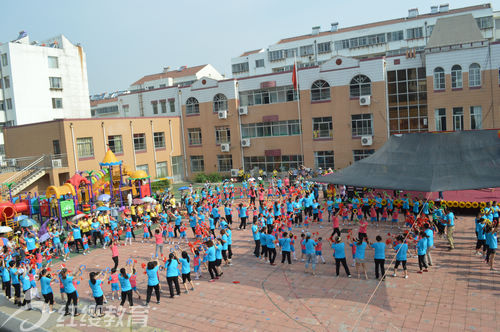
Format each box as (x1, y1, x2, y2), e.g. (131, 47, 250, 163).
(311, 130, 500, 192)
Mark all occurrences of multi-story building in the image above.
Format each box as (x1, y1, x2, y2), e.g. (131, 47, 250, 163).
(0, 32, 91, 154)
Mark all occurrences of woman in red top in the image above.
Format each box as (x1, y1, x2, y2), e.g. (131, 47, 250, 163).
(110, 240, 119, 270)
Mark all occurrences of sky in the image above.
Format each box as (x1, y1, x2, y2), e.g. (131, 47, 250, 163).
(1, 0, 498, 94)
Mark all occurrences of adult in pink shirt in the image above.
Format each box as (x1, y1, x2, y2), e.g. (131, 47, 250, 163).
(331, 215, 341, 238)
(154, 229, 164, 258)
(110, 240, 119, 270)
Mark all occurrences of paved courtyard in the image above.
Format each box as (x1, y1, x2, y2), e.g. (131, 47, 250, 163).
(0, 215, 498, 332)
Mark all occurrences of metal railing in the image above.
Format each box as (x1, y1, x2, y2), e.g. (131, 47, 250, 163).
(0, 154, 68, 174)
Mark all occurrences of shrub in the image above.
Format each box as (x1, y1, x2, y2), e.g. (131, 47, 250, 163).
(151, 179, 171, 192)
(193, 173, 208, 183)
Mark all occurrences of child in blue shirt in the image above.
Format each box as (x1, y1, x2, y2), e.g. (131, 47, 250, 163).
(393, 236, 409, 279)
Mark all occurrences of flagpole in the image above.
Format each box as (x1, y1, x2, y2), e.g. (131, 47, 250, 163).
(294, 56, 304, 167)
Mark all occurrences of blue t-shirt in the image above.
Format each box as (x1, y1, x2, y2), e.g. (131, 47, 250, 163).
(305, 239, 317, 255)
(417, 238, 427, 255)
(371, 242, 386, 260)
(62, 275, 76, 293)
(331, 242, 346, 259)
(72, 228, 82, 240)
(354, 242, 367, 260)
(166, 260, 179, 277)
(146, 266, 159, 286)
(25, 237, 36, 251)
(221, 235, 229, 250)
(51, 231, 60, 244)
(424, 229, 434, 247)
(267, 235, 276, 249)
(118, 273, 132, 291)
(89, 279, 103, 297)
(10, 268, 19, 284)
(175, 214, 182, 226)
(22, 275, 31, 291)
(189, 215, 197, 227)
(446, 212, 455, 226)
(1, 267, 10, 282)
(239, 207, 247, 218)
(179, 258, 191, 274)
(40, 276, 53, 295)
(206, 246, 216, 262)
(394, 243, 408, 261)
(279, 238, 291, 251)
(476, 223, 486, 240)
(260, 233, 267, 247)
(252, 225, 260, 240)
(215, 244, 223, 259)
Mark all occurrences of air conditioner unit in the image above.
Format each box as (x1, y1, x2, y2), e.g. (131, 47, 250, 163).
(241, 138, 251, 147)
(218, 110, 227, 119)
(230, 169, 239, 177)
(359, 95, 371, 106)
(8, 159, 16, 167)
(52, 159, 62, 168)
(238, 106, 248, 115)
(220, 143, 230, 152)
(361, 135, 373, 146)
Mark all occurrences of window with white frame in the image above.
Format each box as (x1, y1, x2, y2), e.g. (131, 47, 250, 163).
(435, 108, 447, 131)
(317, 42, 331, 54)
(452, 107, 464, 131)
(154, 132, 165, 149)
(190, 156, 204, 172)
(470, 106, 482, 130)
(188, 128, 202, 145)
(76, 137, 94, 158)
(255, 59, 265, 68)
(51, 98, 63, 109)
(406, 27, 423, 39)
(312, 117, 333, 139)
(156, 161, 168, 178)
(353, 149, 375, 162)
(217, 155, 233, 172)
(351, 114, 373, 136)
(268, 50, 284, 62)
(1, 54, 8, 66)
(284, 48, 297, 58)
(107, 135, 123, 154)
(185, 97, 199, 115)
(152, 102, 158, 114)
(169, 99, 175, 113)
(469, 63, 481, 87)
(311, 80, 330, 101)
(476, 16, 493, 29)
(3, 76, 10, 89)
(160, 100, 167, 113)
(314, 151, 334, 169)
(232, 62, 249, 73)
(386, 30, 404, 42)
(451, 65, 462, 89)
(299, 45, 314, 57)
(49, 77, 62, 89)
(239, 85, 297, 106)
(433, 67, 445, 90)
(133, 133, 146, 151)
(241, 120, 301, 138)
(48, 56, 58, 68)
(349, 75, 371, 97)
(136, 164, 149, 175)
(215, 126, 230, 144)
(213, 93, 227, 113)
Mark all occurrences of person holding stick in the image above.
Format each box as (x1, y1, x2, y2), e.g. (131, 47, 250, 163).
(145, 258, 161, 306)
(164, 253, 181, 298)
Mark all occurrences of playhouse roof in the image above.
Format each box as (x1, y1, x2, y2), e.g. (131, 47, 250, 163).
(129, 170, 150, 180)
(66, 173, 90, 188)
(100, 149, 122, 166)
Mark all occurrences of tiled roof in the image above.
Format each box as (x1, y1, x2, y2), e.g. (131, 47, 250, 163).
(239, 49, 263, 57)
(90, 97, 118, 107)
(130, 64, 207, 86)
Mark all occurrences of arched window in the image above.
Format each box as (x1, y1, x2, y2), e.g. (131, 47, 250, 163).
(349, 75, 371, 97)
(433, 67, 445, 90)
(451, 65, 462, 89)
(311, 80, 330, 101)
(185, 97, 199, 115)
(213, 93, 227, 113)
(469, 63, 481, 87)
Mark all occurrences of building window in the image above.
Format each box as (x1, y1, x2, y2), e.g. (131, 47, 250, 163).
(476, 16, 493, 29)
(268, 50, 284, 62)
(52, 98, 63, 109)
(123, 105, 129, 114)
(351, 114, 373, 136)
(156, 161, 168, 178)
(317, 42, 331, 54)
(94, 105, 119, 115)
(311, 80, 330, 101)
(171, 156, 183, 177)
(452, 107, 464, 131)
(312, 117, 333, 139)
(6, 99, 12, 110)
(188, 128, 202, 146)
(299, 45, 314, 57)
(470, 106, 482, 130)
(255, 59, 265, 68)
(160, 100, 167, 113)
(406, 27, 423, 39)
(215, 126, 231, 144)
(52, 140, 61, 155)
(241, 120, 301, 138)
(244, 155, 303, 173)
(0, 101, 3, 110)
(213, 93, 227, 113)
(232, 62, 249, 73)
(386, 30, 404, 42)
(314, 151, 334, 169)
(469, 63, 481, 87)
(349, 75, 371, 97)
(433, 67, 445, 90)
(217, 155, 233, 172)
(451, 65, 462, 89)
(133, 133, 146, 151)
(284, 48, 297, 58)
(136, 164, 149, 175)
(169, 99, 175, 113)
(48, 56, 58, 68)
(190, 156, 204, 172)
(49, 77, 62, 89)
(353, 149, 375, 162)
(185, 97, 199, 115)
(435, 108, 446, 131)
(239, 85, 297, 106)
(154, 132, 166, 149)
(76, 137, 94, 158)
(3, 76, 10, 89)
(1, 54, 8, 66)
(108, 135, 123, 154)
(152, 102, 158, 114)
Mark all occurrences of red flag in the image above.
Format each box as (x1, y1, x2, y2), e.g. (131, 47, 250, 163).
(292, 63, 297, 90)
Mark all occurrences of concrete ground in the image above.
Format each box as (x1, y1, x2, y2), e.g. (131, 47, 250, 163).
(0, 215, 498, 332)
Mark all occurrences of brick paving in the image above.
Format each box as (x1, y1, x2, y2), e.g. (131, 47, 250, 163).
(1, 215, 499, 331)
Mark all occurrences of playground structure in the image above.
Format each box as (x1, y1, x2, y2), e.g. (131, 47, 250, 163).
(0, 149, 151, 226)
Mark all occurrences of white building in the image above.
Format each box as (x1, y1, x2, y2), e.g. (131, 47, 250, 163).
(231, 3, 497, 77)
(0, 32, 91, 153)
